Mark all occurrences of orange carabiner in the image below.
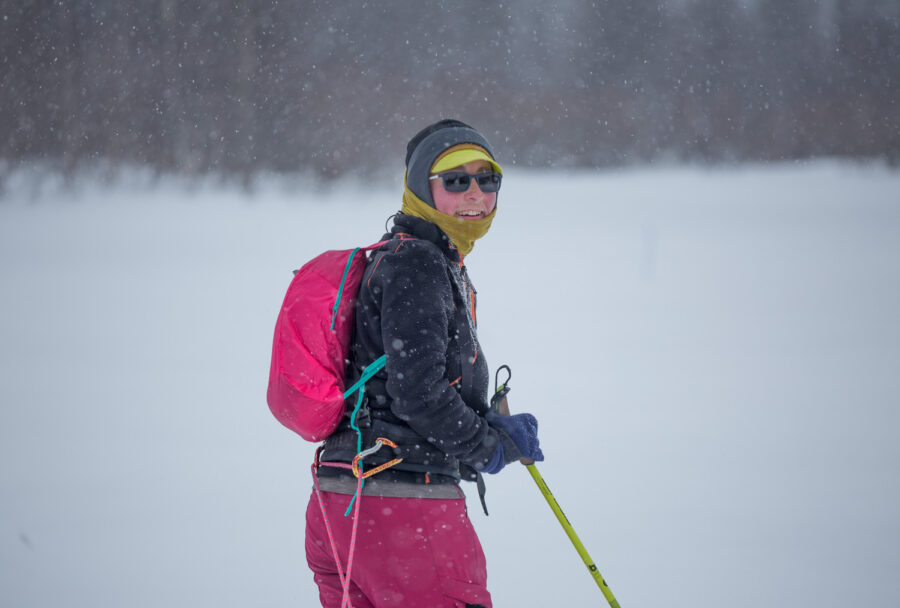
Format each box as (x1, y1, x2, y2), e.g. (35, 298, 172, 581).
(351, 437, 403, 479)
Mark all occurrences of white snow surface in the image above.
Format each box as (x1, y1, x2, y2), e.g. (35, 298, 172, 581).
(1, 162, 899, 607)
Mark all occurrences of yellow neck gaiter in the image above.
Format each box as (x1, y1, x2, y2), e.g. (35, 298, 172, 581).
(401, 178, 496, 257)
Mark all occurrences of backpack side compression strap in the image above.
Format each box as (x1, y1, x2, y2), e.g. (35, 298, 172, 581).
(342, 354, 387, 400)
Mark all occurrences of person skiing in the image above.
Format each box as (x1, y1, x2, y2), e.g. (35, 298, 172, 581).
(305, 119, 544, 608)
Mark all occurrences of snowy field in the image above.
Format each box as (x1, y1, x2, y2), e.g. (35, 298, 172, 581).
(1, 162, 899, 608)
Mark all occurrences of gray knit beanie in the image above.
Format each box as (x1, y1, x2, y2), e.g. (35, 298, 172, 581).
(405, 119, 497, 207)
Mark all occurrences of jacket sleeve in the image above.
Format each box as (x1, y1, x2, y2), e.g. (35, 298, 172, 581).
(367, 242, 499, 469)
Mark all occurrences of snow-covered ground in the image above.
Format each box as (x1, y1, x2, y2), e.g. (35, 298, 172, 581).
(1, 162, 899, 607)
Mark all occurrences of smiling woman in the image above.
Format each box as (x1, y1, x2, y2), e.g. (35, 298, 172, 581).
(397, 122, 505, 257)
(302, 119, 544, 608)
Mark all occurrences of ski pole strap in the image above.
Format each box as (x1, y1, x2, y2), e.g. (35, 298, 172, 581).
(494, 364, 511, 395)
(490, 364, 512, 412)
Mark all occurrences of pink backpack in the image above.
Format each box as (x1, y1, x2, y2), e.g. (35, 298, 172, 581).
(267, 242, 386, 441)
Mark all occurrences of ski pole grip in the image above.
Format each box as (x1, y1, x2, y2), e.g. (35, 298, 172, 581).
(494, 395, 511, 417)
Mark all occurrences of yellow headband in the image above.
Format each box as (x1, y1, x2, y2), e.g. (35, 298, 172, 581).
(431, 148, 502, 175)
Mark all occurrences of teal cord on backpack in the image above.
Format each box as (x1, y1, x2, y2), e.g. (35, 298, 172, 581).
(332, 248, 389, 513)
(343, 354, 386, 515)
(343, 355, 387, 401)
(331, 247, 362, 332)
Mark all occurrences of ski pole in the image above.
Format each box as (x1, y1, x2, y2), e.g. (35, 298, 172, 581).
(490, 368, 621, 605)
(525, 463, 622, 608)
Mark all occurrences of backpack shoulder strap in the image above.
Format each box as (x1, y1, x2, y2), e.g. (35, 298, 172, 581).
(362, 239, 391, 251)
(330, 241, 391, 331)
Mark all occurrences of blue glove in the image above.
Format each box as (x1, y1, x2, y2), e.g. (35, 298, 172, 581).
(480, 411, 544, 474)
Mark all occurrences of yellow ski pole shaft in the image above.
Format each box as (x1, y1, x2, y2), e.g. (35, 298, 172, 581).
(525, 463, 621, 608)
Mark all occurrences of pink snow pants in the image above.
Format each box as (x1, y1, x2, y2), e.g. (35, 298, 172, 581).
(305, 489, 492, 608)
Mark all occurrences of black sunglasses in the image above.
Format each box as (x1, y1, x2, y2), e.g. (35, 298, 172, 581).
(429, 171, 502, 193)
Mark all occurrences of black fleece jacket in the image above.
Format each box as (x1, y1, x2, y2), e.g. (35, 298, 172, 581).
(319, 214, 500, 483)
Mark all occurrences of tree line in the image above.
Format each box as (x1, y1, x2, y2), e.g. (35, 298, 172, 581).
(1, 0, 898, 182)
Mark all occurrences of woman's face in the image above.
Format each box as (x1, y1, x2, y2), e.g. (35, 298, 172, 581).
(429, 160, 498, 221)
